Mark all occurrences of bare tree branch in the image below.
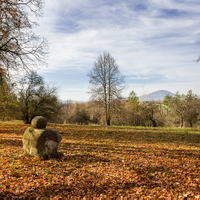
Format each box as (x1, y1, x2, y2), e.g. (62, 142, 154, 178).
(0, 0, 48, 74)
(88, 51, 125, 126)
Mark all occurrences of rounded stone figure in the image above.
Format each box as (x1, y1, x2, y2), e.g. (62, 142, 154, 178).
(23, 116, 62, 158)
(31, 116, 47, 129)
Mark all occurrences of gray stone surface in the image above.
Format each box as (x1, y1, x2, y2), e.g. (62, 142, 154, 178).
(23, 116, 62, 158)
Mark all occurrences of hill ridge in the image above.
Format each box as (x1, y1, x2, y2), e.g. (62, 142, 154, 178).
(139, 90, 174, 101)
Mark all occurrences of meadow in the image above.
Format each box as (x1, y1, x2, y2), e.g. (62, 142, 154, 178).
(0, 123, 200, 199)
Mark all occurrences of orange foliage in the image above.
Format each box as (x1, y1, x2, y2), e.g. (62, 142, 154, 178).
(0, 123, 200, 198)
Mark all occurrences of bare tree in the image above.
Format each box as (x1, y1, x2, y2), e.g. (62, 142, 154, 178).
(88, 52, 125, 126)
(18, 71, 62, 124)
(0, 0, 48, 74)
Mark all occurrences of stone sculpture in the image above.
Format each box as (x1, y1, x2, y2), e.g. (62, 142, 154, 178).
(23, 116, 62, 158)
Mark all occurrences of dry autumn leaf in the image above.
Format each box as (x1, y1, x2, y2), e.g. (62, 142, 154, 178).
(0, 123, 200, 198)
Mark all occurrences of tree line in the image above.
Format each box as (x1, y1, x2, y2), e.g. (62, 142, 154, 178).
(0, 70, 63, 123)
(60, 89, 200, 128)
(0, 0, 57, 124)
(1, 1, 199, 127)
(87, 52, 200, 128)
(0, 57, 200, 127)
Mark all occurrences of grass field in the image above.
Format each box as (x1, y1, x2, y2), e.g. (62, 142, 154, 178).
(0, 123, 200, 199)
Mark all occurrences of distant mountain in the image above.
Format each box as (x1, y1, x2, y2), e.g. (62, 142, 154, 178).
(59, 100, 86, 103)
(139, 90, 175, 101)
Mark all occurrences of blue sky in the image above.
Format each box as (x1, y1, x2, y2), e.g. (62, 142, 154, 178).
(34, 0, 200, 101)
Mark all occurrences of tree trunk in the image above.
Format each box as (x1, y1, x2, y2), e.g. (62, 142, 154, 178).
(25, 114, 29, 124)
(107, 117, 111, 126)
(2, 113, 5, 121)
(180, 117, 184, 127)
(150, 119, 157, 127)
(25, 107, 31, 124)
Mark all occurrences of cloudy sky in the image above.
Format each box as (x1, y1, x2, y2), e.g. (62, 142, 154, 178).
(34, 0, 200, 101)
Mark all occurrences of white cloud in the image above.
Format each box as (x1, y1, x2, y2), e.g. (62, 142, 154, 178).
(33, 0, 200, 100)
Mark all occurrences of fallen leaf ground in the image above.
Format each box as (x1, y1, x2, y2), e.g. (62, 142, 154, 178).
(0, 123, 200, 199)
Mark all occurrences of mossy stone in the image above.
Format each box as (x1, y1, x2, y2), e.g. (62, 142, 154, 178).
(31, 116, 47, 129)
(23, 116, 62, 158)
(23, 128, 62, 158)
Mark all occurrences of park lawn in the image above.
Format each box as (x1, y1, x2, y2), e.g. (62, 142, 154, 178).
(0, 123, 200, 199)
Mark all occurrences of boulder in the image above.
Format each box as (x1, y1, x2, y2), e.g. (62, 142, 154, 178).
(23, 116, 62, 158)
(31, 116, 47, 129)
